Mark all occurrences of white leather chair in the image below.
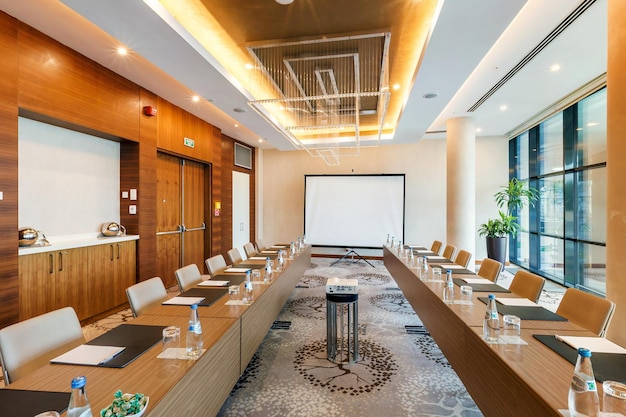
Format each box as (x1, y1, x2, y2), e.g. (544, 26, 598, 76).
(205, 254, 228, 277)
(0, 306, 85, 385)
(243, 242, 257, 259)
(126, 277, 168, 318)
(175, 264, 209, 292)
(227, 248, 243, 265)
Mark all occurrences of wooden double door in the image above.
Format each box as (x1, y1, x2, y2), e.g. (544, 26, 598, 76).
(156, 153, 209, 288)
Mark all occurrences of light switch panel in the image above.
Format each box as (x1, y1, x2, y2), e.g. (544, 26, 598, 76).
(130, 189, 137, 200)
(129, 205, 137, 215)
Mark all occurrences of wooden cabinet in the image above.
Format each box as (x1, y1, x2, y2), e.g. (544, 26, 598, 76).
(19, 240, 136, 322)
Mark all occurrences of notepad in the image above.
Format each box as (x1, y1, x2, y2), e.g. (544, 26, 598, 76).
(555, 335, 626, 354)
(497, 298, 540, 307)
(162, 296, 205, 305)
(224, 267, 251, 273)
(198, 280, 229, 287)
(426, 255, 446, 260)
(462, 278, 494, 284)
(51, 344, 125, 365)
(443, 264, 465, 269)
(249, 256, 267, 260)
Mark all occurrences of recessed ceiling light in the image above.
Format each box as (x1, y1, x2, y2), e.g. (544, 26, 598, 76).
(258, 138, 264, 143)
(245, 63, 254, 70)
(500, 104, 508, 111)
(423, 93, 438, 99)
(275, 0, 294, 4)
(550, 64, 561, 72)
(234, 124, 239, 128)
(117, 46, 128, 55)
(476, 127, 482, 133)
(192, 95, 200, 102)
(392, 84, 401, 90)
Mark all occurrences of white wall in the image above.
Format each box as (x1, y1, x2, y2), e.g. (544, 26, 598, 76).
(260, 136, 509, 262)
(18, 117, 120, 238)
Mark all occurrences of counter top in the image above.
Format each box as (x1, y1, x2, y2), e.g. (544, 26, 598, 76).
(18, 233, 139, 255)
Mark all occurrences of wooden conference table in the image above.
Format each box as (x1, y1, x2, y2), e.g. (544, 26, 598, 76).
(384, 245, 600, 417)
(6, 245, 311, 417)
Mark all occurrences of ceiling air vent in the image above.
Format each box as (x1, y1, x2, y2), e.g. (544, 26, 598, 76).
(234, 143, 252, 170)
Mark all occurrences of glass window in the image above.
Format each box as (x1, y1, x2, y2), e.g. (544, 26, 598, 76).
(514, 231, 530, 269)
(576, 167, 606, 242)
(539, 176, 564, 236)
(577, 242, 606, 294)
(540, 236, 564, 281)
(538, 114, 563, 174)
(576, 89, 607, 167)
(515, 132, 529, 180)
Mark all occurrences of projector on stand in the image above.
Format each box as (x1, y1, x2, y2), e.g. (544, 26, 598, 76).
(325, 277, 358, 295)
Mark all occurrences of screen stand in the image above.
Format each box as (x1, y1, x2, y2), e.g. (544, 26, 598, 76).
(330, 249, 375, 268)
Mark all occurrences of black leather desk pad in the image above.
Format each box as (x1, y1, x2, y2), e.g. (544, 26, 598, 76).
(426, 258, 455, 264)
(234, 263, 264, 269)
(0, 389, 70, 417)
(412, 250, 437, 256)
(178, 287, 229, 306)
(432, 265, 475, 274)
(477, 297, 567, 321)
(453, 278, 511, 293)
(83, 323, 165, 368)
(257, 252, 279, 259)
(211, 273, 247, 285)
(534, 334, 626, 383)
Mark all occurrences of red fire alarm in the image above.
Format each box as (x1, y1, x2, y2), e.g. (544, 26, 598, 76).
(142, 106, 157, 117)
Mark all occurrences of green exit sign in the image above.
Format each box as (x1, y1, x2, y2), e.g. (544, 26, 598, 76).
(184, 137, 195, 148)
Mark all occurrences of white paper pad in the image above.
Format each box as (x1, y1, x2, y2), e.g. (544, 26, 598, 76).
(443, 265, 465, 269)
(249, 256, 267, 260)
(462, 278, 494, 284)
(51, 344, 125, 365)
(415, 250, 430, 253)
(225, 300, 252, 306)
(162, 296, 205, 305)
(225, 267, 251, 273)
(157, 348, 206, 360)
(270, 245, 287, 249)
(497, 298, 540, 307)
(260, 250, 278, 254)
(198, 280, 229, 287)
(555, 335, 626, 354)
(426, 256, 447, 260)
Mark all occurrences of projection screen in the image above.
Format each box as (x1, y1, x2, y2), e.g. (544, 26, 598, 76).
(304, 174, 405, 248)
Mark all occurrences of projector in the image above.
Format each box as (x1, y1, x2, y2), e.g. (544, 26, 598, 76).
(325, 277, 358, 294)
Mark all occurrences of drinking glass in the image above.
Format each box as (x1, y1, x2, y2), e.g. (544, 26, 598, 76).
(162, 326, 180, 352)
(228, 285, 240, 300)
(431, 267, 442, 281)
(603, 380, 626, 414)
(251, 269, 261, 282)
(502, 315, 521, 344)
(460, 285, 473, 303)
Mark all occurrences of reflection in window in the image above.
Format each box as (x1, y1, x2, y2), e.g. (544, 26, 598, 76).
(516, 132, 529, 180)
(577, 243, 606, 294)
(539, 114, 563, 174)
(514, 231, 530, 269)
(577, 168, 606, 242)
(540, 176, 564, 236)
(577, 89, 607, 167)
(540, 236, 564, 280)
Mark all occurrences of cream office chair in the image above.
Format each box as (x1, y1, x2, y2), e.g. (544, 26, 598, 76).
(476, 258, 503, 282)
(454, 250, 472, 269)
(556, 288, 615, 337)
(255, 239, 267, 252)
(243, 242, 257, 259)
(227, 248, 243, 265)
(430, 240, 443, 255)
(126, 277, 168, 318)
(175, 264, 209, 292)
(442, 244, 457, 260)
(0, 306, 85, 385)
(206, 254, 228, 277)
(508, 270, 545, 303)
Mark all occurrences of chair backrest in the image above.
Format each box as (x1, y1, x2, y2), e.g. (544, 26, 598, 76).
(476, 258, 503, 282)
(556, 288, 615, 337)
(243, 242, 257, 259)
(508, 270, 545, 303)
(454, 250, 472, 269)
(442, 244, 457, 260)
(0, 307, 85, 385)
(430, 240, 443, 255)
(205, 254, 228, 277)
(255, 239, 266, 252)
(126, 277, 168, 318)
(227, 248, 243, 265)
(175, 264, 203, 292)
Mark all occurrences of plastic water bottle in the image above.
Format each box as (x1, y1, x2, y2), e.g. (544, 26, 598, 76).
(244, 270, 254, 302)
(483, 294, 499, 343)
(568, 347, 600, 417)
(289, 241, 295, 259)
(186, 304, 203, 359)
(386, 233, 390, 245)
(443, 270, 455, 304)
(264, 257, 272, 282)
(67, 376, 93, 417)
(420, 256, 428, 280)
(276, 249, 284, 271)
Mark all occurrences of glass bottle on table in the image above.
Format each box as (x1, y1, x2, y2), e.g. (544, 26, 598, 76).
(483, 294, 499, 343)
(443, 269, 455, 304)
(420, 256, 428, 280)
(568, 347, 600, 417)
(186, 304, 203, 359)
(67, 376, 92, 417)
(244, 269, 255, 301)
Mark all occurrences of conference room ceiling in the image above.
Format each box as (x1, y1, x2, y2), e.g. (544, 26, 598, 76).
(0, 0, 606, 150)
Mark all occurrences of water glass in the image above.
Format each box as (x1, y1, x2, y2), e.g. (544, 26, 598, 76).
(501, 315, 521, 344)
(162, 326, 180, 352)
(603, 380, 626, 414)
(228, 285, 240, 300)
(460, 285, 473, 303)
(431, 267, 442, 281)
(251, 269, 261, 282)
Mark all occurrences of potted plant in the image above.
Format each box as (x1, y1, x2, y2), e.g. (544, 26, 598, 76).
(478, 178, 538, 266)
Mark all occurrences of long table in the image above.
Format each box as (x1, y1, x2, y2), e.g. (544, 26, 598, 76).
(5, 246, 311, 417)
(384, 245, 597, 417)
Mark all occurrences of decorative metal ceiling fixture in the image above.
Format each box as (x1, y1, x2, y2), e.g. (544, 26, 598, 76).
(247, 32, 391, 165)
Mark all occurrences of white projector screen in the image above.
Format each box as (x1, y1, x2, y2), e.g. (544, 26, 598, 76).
(304, 175, 405, 248)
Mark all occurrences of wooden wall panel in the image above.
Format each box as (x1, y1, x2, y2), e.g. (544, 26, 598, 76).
(156, 97, 211, 161)
(0, 12, 19, 328)
(17, 24, 140, 141)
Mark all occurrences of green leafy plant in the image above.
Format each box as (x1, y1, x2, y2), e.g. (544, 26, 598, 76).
(478, 178, 538, 238)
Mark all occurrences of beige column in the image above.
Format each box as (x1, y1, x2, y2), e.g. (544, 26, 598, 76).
(446, 117, 475, 260)
(606, 0, 626, 345)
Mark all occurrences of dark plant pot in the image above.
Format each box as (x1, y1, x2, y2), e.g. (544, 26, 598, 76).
(486, 237, 507, 266)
